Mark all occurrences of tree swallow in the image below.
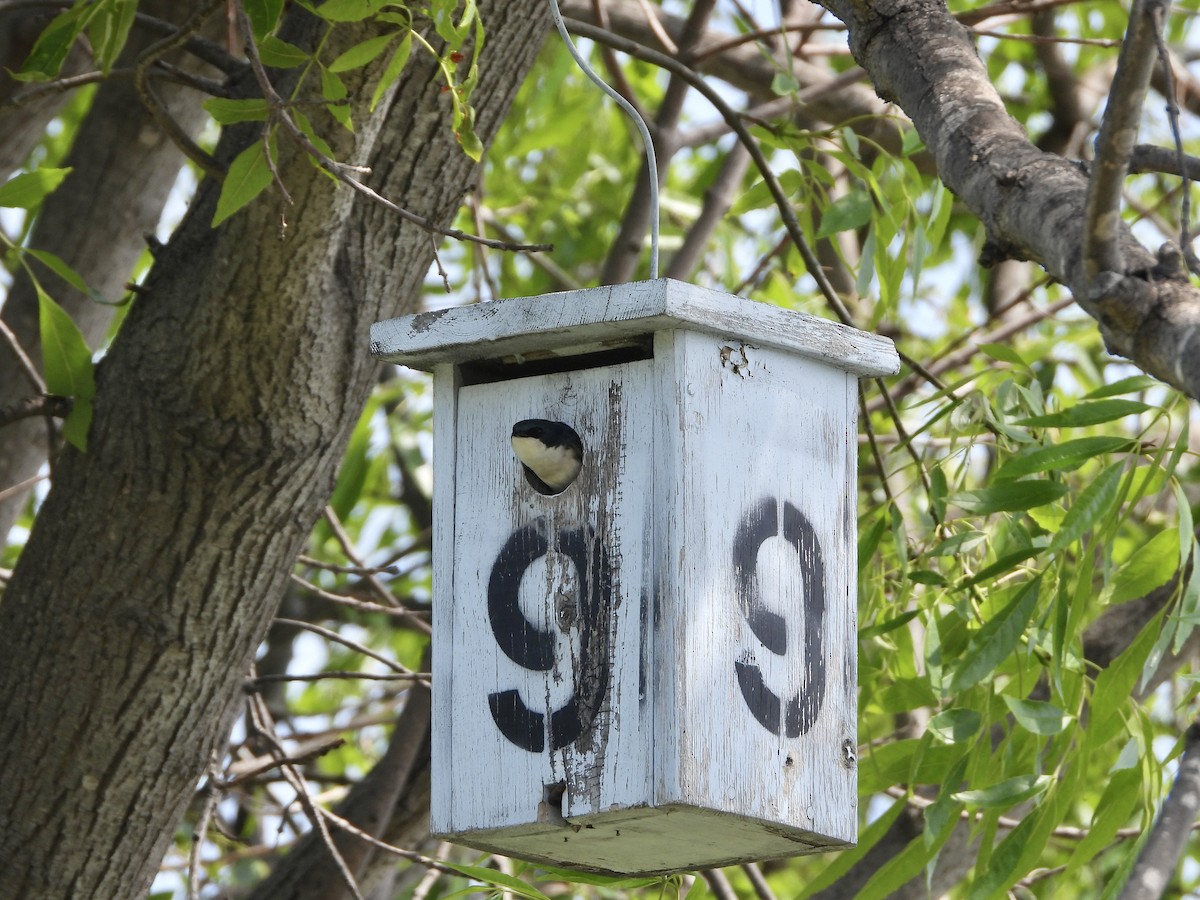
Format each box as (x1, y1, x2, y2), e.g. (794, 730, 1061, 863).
(511, 420, 583, 494)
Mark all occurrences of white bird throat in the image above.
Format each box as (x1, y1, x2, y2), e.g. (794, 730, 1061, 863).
(511, 435, 582, 491)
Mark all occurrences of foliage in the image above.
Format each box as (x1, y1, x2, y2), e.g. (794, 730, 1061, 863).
(2, 0, 1199, 898)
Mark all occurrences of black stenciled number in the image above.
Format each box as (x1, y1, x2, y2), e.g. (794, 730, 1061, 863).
(733, 497, 827, 738)
(486, 518, 613, 753)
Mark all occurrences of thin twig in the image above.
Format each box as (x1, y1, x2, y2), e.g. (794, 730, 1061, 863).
(0, 319, 47, 394)
(289, 572, 427, 619)
(741, 863, 778, 900)
(0, 471, 48, 504)
(220, 737, 346, 788)
(318, 808, 465, 877)
(249, 670, 429, 685)
(1081, 0, 1169, 282)
(411, 841, 454, 900)
(632, 0, 677, 53)
(132, 0, 225, 178)
(296, 555, 400, 576)
(274, 617, 418, 675)
(971, 27, 1118, 47)
(232, 1, 549, 253)
(245, 693, 366, 900)
(860, 388, 894, 504)
(187, 758, 224, 900)
(1148, 2, 1198, 275)
(0, 63, 234, 113)
(0, 394, 72, 428)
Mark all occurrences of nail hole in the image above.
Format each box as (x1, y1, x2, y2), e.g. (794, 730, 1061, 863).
(511, 419, 584, 495)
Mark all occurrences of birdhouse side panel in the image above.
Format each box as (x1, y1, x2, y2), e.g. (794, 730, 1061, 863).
(655, 331, 858, 845)
(431, 364, 461, 825)
(436, 361, 657, 837)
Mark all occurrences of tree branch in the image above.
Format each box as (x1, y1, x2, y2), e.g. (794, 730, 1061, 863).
(1119, 722, 1200, 900)
(814, 0, 1200, 401)
(0, 394, 72, 428)
(1082, 0, 1167, 281)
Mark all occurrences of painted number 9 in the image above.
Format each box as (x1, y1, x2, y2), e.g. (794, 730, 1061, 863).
(733, 497, 827, 738)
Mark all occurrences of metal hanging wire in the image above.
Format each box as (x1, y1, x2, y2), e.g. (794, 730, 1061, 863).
(546, 0, 660, 279)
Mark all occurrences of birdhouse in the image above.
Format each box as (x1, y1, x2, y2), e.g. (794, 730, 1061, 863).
(370, 279, 899, 875)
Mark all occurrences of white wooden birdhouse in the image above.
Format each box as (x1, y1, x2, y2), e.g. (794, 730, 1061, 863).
(370, 279, 898, 875)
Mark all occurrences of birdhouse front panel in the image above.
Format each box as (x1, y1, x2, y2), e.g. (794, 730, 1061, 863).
(652, 329, 858, 847)
(435, 359, 657, 840)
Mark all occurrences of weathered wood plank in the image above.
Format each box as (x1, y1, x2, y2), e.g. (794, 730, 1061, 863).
(371, 279, 899, 378)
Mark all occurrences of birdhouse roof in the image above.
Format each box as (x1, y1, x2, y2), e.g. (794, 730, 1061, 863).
(371, 278, 899, 377)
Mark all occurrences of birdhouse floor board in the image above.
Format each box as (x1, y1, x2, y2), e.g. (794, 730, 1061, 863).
(441, 803, 851, 876)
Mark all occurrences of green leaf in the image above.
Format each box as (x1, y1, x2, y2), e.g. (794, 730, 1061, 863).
(88, 0, 137, 73)
(0, 167, 72, 208)
(953, 773, 1050, 809)
(329, 31, 397, 72)
(949, 480, 1069, 514)
(316, 0, 391, 22)
(730, 170, 804, 215)
(950, 577, 1042, 692)
(1002, 695, 1070, 735)
(859, 740, 967, 795)
(857, 830, 944, 900)
(203, 98, 271, 125)
(994, 437, 1132, 480)
(455, 104, 483, 161)
(244, 0, 285, 39)
(859, 609, 920, 640)
(257, 35, 310, 67)
(817, 190, 873, 237)
(62, 397, 93, 452)
(532, 866, 659, 888)
(1083, 375, 1161, 399)
(1017, 399, 1151, 428)
(37, 287, 95, 401)
(1089, 613, 1160, 747)
(370, 32, 413, 111)
(212, 138, 276, 227)
(1047, 461, 1125, 552)
(18, 6, 90, 80)
(932, 530, 987, 557)
(439, 864, 551, 900)
(978, 342, 1027, 368)
(1109, 529, 1179, 605)
(37, 287, 95, 451)
(1177, 482, 1194, 572)
(799, 797, 906, 897)
(771, 69, 801, 95)
(292, 109, 337, 166)
(26, 248, 105, 302)
(329, 401, 375, 520)
(928, 707, 982, 743)
(1064, 767, 1141, 879)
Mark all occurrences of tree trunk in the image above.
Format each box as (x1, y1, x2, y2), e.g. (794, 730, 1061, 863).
(0, 0, 216, 537)
(0, 4, 543, 896)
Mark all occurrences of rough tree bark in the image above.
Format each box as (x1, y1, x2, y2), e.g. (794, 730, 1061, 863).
(0, 2, 543, 896)
(0, 0, 215, 537)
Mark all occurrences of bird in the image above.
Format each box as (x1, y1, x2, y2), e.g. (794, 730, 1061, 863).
(510, 419, 583, 494)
